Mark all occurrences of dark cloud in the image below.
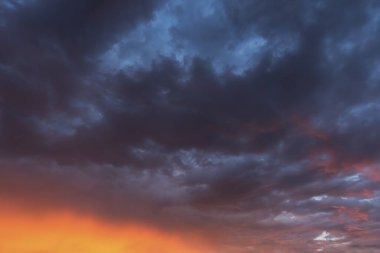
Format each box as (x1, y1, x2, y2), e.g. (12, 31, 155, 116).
(5, 0, 163, 57)
(1, 0, 380, 252)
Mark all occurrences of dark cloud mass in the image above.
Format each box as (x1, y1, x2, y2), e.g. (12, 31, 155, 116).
(1, 0, 380, 252)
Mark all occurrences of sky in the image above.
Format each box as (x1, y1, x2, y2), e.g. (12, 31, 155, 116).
(1, 0, 380, 252)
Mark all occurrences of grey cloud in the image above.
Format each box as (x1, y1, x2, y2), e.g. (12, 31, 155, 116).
(1, 0, 380, 252)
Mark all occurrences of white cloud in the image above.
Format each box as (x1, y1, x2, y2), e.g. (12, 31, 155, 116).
(311, 195, 328, 201)
(314, 231, 345, 242)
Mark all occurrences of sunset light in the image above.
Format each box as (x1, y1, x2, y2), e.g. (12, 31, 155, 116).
(0, 205, 209, 253)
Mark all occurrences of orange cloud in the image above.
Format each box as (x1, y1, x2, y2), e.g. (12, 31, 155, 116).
(346, 188, 374, 198)
(348, 162, 380, 182)
(332, 206, 369, 222)
(0, 204, 212, 253)
(293, 115, 329, 141)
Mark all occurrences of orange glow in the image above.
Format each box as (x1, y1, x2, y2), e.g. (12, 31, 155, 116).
(0, 205, 211, 253)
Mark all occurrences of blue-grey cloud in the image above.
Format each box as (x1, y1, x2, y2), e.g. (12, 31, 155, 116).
(1, 0, 380, 252)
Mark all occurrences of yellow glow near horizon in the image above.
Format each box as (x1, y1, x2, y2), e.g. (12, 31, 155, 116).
(0, 206, 210, 253)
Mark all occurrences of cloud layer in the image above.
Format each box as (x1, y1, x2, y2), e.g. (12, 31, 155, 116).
(1, 0, 380, 252)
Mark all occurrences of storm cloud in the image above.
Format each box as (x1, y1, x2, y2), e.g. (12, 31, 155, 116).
(1, 0, 380, 252)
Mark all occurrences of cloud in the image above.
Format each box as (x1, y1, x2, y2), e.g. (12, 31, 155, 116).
(1, 0, 380, 252)
(314, 231, 345, 242)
